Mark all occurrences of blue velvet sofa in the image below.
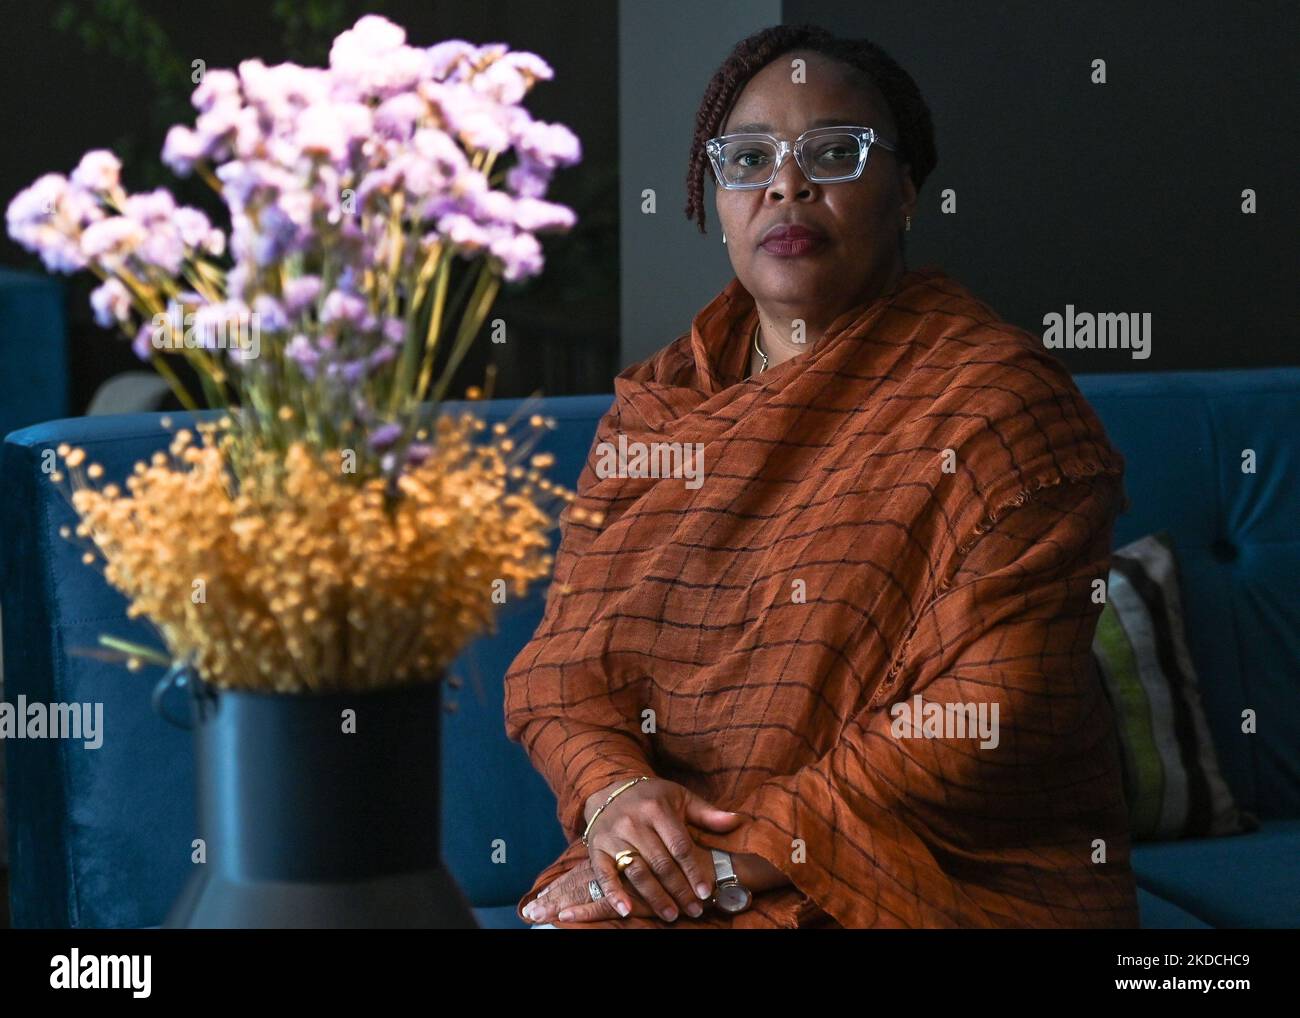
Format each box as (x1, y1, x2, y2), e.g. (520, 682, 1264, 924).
(3, 369, 1298, 929)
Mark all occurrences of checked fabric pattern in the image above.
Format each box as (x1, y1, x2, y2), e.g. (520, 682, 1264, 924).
(503, 265, 1140, 928)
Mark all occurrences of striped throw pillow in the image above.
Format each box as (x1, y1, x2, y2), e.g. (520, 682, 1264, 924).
(1092, 531, 1256, 841)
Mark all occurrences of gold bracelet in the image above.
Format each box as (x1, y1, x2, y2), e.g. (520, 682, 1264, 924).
(581, 775, 648, 846)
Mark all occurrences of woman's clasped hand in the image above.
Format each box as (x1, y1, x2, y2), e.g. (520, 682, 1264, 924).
(523, 776, 745, 923)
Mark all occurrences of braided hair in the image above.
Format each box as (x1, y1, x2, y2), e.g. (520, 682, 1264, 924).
(684, 24, 937, 234)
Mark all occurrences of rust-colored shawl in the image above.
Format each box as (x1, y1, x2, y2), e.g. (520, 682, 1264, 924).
(504, 264, 1140, 928)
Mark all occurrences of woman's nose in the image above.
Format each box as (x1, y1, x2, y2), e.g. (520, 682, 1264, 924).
(765, 154, 817, 200)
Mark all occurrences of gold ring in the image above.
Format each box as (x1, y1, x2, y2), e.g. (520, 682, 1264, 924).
(613, 849, 638, 873)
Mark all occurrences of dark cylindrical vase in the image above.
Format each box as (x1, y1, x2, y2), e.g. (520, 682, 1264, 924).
(158, 667, 479, 928)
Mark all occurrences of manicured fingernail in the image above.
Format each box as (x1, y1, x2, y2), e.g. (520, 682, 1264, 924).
(696, 883, 711, 899)
(538, 886, 550, 896)
(523, 904, 536, 920)
(616, 900, 630, 917)
(557, 909, 573, 921)
(663, 907, 678, 921)
(687, 903, 703, 917)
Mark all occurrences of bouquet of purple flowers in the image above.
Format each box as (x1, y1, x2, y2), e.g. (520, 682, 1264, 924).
(7, 13, 580, 480)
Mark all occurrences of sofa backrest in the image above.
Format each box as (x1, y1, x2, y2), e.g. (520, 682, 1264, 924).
(1, 395, 610, 927)
(1076, 368, 1300, 822)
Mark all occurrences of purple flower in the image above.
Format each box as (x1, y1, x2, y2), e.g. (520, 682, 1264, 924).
(321, 290, 368, 326)
(412, 127, 472, 180)
(506, 157, 553, 199)
(295, 102, 373, 164)
(368, 422, 403, 449)
(132, 323, 155, 362)
(516, 119, 582, 169)
(373, 92, 427, 140)
(161, 125, 205, 176)
(172, 202, 218, 250)
(191, 68, 241, 112)
(5, 174, 93, 273)
(215, 159, 294, 212)
(503, 51, 554, 83)
(191, 303, 229, 349)
(70, 150, 122, 193)
(139, 233, 186, 276)
(424, 82, 511, 151)
(332, 14, 407, 60)
(512, 196, 576, 233)
(437, 212, 490, 251)
(238, 60, 331, 122)
(489, 229, 543, 282)
(328, 358, 368, 386)
(282, 275, 322, 317)
(468, 189, 517, 226)
(90, 278, 131, 327)
(252, 294, 289, 333)
(239, 201, 305, 267)
(470, 59, 529, 106)
(356, 165, 401, 207)
(7, 174, 68, 227)
(367, 344, 398, 372)
(226, 263, 251, 302)
(405, 442, 433, 466)
(113, 191, 188, 273)
(80, 216, 146, 263)
(424, 40, 476, 80)
(193, 103, 242, 154)
(183, 300, 251, 354)
(124, 189, 177, 224)
(285, 333, 320, 377)
(334, 264, 361, 293)
(329, 16, 427, 99)
(270, 187, 316, 230)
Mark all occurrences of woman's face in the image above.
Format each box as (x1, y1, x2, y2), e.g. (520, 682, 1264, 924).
(714, 51, 917, 316)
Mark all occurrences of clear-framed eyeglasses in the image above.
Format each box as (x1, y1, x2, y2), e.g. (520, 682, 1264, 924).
(705, 125, 898, 190)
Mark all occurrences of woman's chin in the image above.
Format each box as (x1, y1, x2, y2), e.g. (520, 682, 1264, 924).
(748, 270, 840, 305)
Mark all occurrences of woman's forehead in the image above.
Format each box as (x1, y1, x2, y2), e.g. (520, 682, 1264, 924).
(723, 59, 888, 133)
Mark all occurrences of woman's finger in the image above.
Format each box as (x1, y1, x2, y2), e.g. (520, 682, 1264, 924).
(598, 823, 693, 922)
(647, 806, 716, 909)
(553, 897, 622, 923)
(529, 856, 624, 923)
(624, 811, 707, 925)
(524, 866, 596, 922)
(587, 844, 635, 917)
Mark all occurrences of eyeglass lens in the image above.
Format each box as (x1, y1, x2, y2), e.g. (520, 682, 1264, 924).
(716, 132, 863, 186)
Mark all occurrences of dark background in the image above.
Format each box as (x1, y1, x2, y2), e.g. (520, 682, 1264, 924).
(0, 1, 1295, 420)
(785, 0, 1298, 372)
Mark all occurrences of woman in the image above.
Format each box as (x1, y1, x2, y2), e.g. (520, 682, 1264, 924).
(506, 23, 1140, 929)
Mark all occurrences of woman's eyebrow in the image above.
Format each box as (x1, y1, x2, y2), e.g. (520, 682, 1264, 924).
(726, 116, 860, 133)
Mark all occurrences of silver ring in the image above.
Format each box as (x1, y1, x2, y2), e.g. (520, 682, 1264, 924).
(588, 879, 604, 902)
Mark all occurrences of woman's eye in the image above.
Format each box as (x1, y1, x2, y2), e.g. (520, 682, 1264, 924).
(814, 145, 853, 163)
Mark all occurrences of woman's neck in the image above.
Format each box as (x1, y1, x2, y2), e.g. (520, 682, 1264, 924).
(752, 260, 905, 374)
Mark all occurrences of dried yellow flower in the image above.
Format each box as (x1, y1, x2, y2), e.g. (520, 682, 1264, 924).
(58, 413, 572, 693)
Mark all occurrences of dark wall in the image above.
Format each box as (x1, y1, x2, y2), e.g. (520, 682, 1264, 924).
(0, 0, 618, 409)
(785, 0, 1298, 372)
